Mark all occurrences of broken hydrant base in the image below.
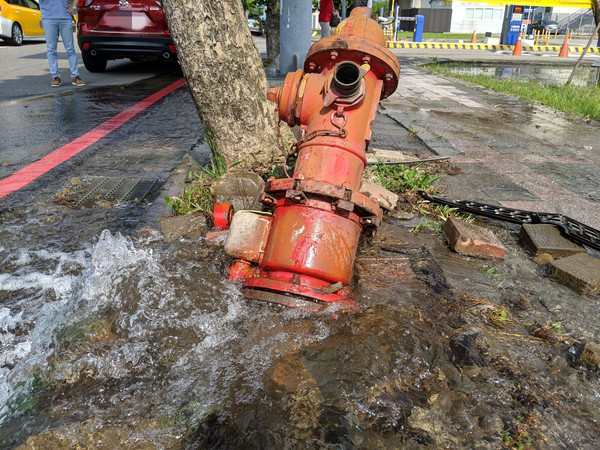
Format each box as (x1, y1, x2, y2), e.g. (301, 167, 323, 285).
(240, 288, 357, 313)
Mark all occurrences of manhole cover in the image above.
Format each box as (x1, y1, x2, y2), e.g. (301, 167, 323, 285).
(54, 176, 163, 207)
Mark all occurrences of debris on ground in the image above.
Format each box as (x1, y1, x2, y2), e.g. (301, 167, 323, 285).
(442, 216, 507, 259)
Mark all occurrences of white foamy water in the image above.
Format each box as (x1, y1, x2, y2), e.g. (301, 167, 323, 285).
(0, 229, 332, 438)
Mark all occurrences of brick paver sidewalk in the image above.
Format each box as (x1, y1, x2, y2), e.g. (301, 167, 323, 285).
(377, 64, 600, 230)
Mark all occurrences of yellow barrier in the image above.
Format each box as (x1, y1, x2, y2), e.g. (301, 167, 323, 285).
(385, 41, 600, 53)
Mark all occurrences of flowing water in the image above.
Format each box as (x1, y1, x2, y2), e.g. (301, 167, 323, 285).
(1, 205, 600, 448)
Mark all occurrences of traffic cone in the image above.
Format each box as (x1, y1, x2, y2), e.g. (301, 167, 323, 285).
(512, 35, 522, 56)
(558, 35, 569, 57)
(471, 30, 477, 44)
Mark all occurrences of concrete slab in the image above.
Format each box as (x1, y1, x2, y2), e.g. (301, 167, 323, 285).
(213, 171, 264, 212)
(519, 224, 586, 258)
(360, 179, 399, 211)
(160, 214, 208, 242)
(548, 253, 600, 295)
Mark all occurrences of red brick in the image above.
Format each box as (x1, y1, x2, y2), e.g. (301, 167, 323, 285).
(205, 230, 229, 245)
(443, 217, 506, 259)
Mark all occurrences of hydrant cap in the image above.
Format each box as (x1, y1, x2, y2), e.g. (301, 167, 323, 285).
(304, 7, 400, 98)
(339, 7, 387, 47)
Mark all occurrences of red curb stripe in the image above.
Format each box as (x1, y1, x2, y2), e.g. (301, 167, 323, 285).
(0, 77, 186, 199)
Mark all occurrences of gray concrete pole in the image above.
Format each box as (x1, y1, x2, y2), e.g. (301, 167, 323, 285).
(342, 0, 347, 20)
(279, 0, 312, 74)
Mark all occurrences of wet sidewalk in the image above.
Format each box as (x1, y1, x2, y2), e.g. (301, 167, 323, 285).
(373, 59, 600, 230)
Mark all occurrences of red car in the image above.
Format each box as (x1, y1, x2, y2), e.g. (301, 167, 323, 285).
(76, 0, 176, 72)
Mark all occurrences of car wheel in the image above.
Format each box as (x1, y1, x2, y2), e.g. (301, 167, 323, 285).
(9, 23, 23, 46)
(82, 52, 107, 73)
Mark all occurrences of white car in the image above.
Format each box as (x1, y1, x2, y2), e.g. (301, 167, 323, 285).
(247, 17, 261, 35)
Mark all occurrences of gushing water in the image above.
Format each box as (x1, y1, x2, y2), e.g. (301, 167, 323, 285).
(1, 226, 600, 448)
(0, 230, 333, 447)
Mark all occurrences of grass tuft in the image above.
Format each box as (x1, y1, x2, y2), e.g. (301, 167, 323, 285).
(165, 133, 240, 216)
(365, 163, 443, 194)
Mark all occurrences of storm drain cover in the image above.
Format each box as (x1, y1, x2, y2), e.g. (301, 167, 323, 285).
(54, 176, 163, 207)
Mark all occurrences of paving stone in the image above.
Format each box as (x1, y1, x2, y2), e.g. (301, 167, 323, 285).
(547, 253, 600, 295)
(443, 217, 506, 259)
(519, 224, 586, 258)
(159, 214, 208, 242)
(360, 178, 399, 210)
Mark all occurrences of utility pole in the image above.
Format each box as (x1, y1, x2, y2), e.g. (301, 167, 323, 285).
(279, 0, 312, 74)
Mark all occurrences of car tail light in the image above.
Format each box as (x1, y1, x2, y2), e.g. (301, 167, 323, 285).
(78, 0, 95, 6)
(82, 42, 90, 50)
(168, 45, 176, 53)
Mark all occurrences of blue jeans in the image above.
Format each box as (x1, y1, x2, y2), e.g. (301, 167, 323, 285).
(42, 18, 80, 79)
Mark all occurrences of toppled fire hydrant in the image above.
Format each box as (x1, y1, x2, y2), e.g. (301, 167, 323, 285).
(223, 7, 400, 309)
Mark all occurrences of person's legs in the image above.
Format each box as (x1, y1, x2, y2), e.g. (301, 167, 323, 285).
(320, 21, 330, 39)
(57, 19, 80, 79)
(42, 19, 60, 78)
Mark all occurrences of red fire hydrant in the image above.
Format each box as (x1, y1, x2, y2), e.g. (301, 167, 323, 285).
(224, 7, 400, 309)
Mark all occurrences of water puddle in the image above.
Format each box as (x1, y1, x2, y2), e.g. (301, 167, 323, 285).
(442, 63, 599, 87)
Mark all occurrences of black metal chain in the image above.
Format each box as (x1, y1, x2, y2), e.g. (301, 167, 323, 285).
(420, 191, 600, 252)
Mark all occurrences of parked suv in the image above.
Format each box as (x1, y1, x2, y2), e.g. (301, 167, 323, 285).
(76, 0, 176, 72)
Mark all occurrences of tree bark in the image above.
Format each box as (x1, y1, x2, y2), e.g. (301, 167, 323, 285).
(162, 0, 283, 174)
(266, 0, 280, 62)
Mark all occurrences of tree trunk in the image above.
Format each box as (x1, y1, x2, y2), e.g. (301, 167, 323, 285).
(266, 0, 280, 62)
(162, 0, 283, 174)
(593, 0, 600, 46)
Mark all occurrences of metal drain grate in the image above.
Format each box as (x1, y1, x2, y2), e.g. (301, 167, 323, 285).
(55, 176, 163, 207)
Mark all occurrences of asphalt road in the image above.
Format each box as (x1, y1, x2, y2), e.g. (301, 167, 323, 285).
(0, 33, 179, 102)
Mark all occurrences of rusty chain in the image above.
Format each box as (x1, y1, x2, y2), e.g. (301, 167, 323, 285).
(273, 107, 348, 178)
(288, 111, 348, 161)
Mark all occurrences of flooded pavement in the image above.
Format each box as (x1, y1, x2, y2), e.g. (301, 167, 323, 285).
(384, 63, 600, 230)
(439, 62, 600, 87)
(1, 58, 600, 448)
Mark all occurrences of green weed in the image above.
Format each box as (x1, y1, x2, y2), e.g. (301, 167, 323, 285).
(11, 367, 57, 413)
(158, 403, 209, 428)
(480, 263, 502, 284)
(366, 163, 443, 194)
(405, 125, 419, 136)
(165, 182, 213, 216)
(165, 134, 240, 216)
(412, 219, 442, 233)
(502, 412, 547, 449)
(487, 307, 509, 328)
